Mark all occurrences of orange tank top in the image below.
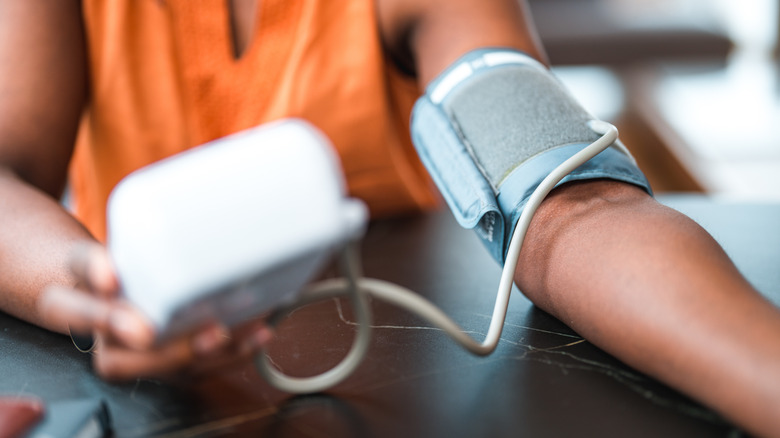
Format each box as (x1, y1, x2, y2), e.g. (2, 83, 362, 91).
(71, 0, 439, 241)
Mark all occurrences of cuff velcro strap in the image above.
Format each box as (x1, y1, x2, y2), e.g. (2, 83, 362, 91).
(411, 48, 651, 265)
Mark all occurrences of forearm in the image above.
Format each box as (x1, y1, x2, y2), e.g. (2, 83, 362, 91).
(0, 0, 89, 333)
(0, 168, 95, 333)
(387, 1, 780, 433)
(517, 180, 780, 437)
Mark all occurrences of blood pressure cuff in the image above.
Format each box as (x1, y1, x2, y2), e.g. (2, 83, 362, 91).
(411, 49, 652, 265)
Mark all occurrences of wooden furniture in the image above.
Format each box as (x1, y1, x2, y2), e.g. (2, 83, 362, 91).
(1, 197, 777, 437)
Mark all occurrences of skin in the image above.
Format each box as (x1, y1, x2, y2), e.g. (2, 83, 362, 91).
(379, 2, 780, 436)
(0, 0, 779, 436)
(0, 0, 273, 379)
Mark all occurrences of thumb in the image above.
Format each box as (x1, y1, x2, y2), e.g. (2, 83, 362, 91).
(69, 241, 120, 298)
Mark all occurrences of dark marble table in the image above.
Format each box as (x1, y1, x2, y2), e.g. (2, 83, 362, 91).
(1, 195, 777, 437)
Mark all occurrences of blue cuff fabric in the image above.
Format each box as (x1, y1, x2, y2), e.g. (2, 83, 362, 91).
(412, 97, 507, 263)
(410, 48, 653, 265)
(497, 142, 653, 253)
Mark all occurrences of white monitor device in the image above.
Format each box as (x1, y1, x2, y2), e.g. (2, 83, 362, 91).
(107, 119, 367, 339)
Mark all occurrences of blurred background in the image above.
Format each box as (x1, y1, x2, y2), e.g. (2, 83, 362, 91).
(529, 0, 780, 199)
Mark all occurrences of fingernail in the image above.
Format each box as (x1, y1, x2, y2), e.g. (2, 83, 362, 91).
(192, 326, 230, 356)
(242, 327, 273, 353)
(89, 249, 120, 297)
(39, 286, 109, 333)
(110, 307, 155, 349)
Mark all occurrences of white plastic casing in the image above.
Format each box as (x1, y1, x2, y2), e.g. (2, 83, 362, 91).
(107, 119, 367, 339)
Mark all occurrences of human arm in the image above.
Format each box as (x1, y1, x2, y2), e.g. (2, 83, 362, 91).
(516, 180, 780, 437)
(377, 1, 780, 436)
(0, 0, 89, 333)
(0, 0, 271, 380)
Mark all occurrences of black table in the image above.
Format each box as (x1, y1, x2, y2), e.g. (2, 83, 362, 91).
(2, 195, 778, 437)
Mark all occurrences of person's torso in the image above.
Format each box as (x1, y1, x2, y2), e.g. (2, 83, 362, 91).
(72, 0, 438, 241)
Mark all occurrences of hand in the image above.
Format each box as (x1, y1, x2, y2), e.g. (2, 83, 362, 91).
(39, 241, 273, 381)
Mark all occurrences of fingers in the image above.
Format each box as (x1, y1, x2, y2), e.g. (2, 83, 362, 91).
(93, 321, 274, 381)
(94, 325, 228, 380)
(186, 322, 274, 376)
(37, 240, 118, 335)
(105, 303, 157, 350)
(54, 240, 277, 381)
(190, 323, 232, 356)
(69, 241, 119, 298)
(57, 240, 155, 347)
(39, 285, 112, 334)
(93, 333, 195, 380)
(39, 285, 156, 348)
(230, 319, 275, 355)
